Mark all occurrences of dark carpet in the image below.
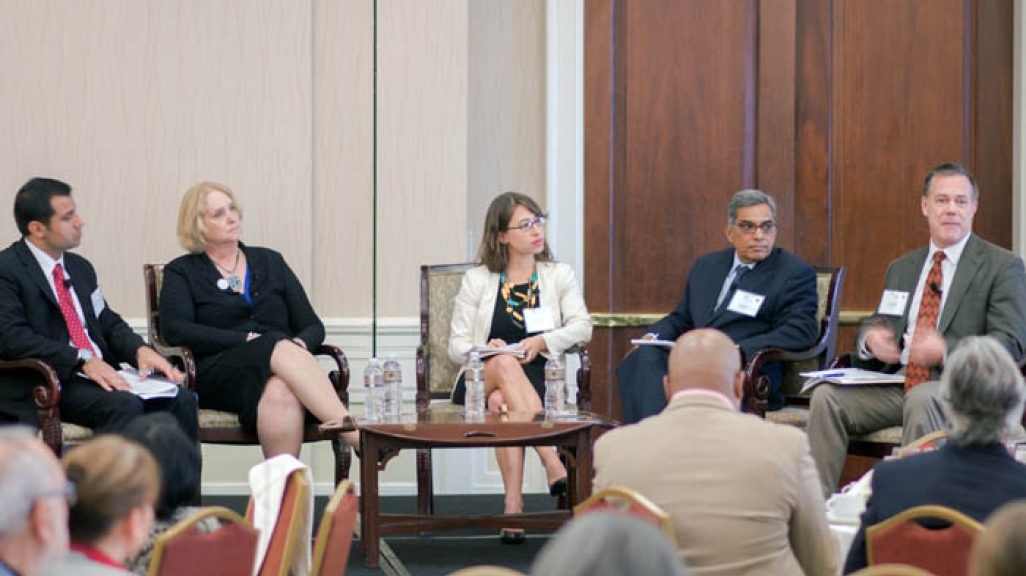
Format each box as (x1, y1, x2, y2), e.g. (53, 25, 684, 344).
(205, 493, 558, 576)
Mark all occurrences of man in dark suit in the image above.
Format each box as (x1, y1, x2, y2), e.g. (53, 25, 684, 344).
(843, 336, 1026, 573)
(0, 178, 198, 440)
(617, 189, 819, 424)
(809, 163, 1026, 496)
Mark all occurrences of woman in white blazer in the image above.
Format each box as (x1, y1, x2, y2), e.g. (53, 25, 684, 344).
(448, 192, 592, 544)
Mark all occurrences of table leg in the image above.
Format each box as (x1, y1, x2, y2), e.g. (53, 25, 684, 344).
(577, 428, 594, 503)
(360, 433, 381, 567)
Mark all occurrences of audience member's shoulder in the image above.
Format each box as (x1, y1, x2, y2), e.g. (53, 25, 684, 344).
(693, 248, 733, 267)
(64, 250, 96, 272)
(773, 247, 815, 271)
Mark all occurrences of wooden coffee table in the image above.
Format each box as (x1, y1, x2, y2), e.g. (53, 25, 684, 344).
(358, 408, 615, 567)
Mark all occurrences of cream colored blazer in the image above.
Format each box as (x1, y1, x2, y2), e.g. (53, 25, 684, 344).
(448, 261, 592, 365)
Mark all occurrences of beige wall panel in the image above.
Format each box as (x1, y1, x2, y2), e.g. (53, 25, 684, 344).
(377, 0, 468, 317)
(312, 0, 374, 317)
(0, 0, 313, 316)
(467, 0, 547, 240)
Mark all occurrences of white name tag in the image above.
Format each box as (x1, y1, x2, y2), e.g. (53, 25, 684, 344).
(727, 290, 765, 317)
(524, 308, 555, 333)
(90, 287, 106, 317)
(877, 290, 909, 316)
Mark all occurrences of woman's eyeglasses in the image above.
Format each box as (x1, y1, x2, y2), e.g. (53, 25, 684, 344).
(508, 216, 548, 231)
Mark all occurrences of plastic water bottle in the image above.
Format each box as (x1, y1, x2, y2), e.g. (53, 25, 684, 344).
(544, 356, 565, 415)
(465, 350, 486, 418)
(382, 355, 402, 419)
(364, 357, 385, 422)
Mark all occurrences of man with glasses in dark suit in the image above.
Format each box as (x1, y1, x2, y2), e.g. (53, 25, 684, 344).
(617, 189, 819, 424)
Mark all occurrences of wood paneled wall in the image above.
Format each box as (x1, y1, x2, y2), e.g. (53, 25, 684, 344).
(585, 0, 1014, 420)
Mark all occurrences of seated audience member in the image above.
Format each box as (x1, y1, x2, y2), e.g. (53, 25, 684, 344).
(617, 189, 818, 423)
(969, 500, 1026, 576)
(844, 336, 1026, 574)
(120, 413, 203, 574)
(0, 426, 70, 576)
(159, 182, 360, 458)
(595, 328, 836, 576)
(809, 163, 1026, 496)
(449, 192, 592, 543)
(531, 511, 690, 576)
(0, 177, 197, 440)
(44, 435, 160, 576)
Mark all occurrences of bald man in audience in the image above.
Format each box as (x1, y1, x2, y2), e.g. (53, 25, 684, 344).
(593, 329, 836, 576)
(0, 426, 70, 576)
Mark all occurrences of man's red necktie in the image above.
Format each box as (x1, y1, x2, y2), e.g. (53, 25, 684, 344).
(52, 263, 95, 355)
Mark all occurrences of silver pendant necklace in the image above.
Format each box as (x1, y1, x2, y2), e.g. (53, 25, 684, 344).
(213, 249, 242, 291)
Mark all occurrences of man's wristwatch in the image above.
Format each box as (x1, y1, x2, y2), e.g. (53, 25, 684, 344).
(75, 348, 94, 369)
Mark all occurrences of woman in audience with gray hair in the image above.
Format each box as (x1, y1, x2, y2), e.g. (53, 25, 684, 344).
(843, 335, 1026, 574)
(531, 511, 690, 576)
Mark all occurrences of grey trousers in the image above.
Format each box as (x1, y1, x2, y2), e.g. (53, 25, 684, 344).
(807, 382, 945, 497)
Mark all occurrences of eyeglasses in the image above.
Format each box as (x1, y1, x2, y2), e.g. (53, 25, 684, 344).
(36, 482, 76, 507)
(735, 220, 776, 234)
(507, 215, 548, 231)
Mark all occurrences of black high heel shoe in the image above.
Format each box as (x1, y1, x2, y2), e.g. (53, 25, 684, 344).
(548, 477, 568, 497)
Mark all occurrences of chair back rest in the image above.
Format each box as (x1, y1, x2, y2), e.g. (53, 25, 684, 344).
(443, 567, 529, 576)
(867, 505, 983, 576)
(780, 265, 845, 396)
(573, 486, 676, 542)
(147, 506, 258, 576)
(847, 564, 940, 576)
(310, 480, 357, 576)
(419, 263, 475, 399)
(899, 430, 948, 457)
(248, 469, 311, 576)
(143, 264, 165, 347)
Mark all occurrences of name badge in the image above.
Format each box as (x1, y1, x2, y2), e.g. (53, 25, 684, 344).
(877, 289, 909, 316)
(90, 287, 106, 317)
(524, 308, 555, 333)
(727, 290, 765, 317)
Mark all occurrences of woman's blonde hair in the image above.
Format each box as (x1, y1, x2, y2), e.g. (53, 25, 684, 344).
(177, 181, 243, 253)
(477, 192, 553, 273)
(63, 435, 160, 545)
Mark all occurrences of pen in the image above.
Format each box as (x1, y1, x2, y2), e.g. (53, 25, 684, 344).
(817, 372, 846, 378)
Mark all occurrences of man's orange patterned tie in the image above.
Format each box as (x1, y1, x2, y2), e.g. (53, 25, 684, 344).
(905, 251, 945, 391)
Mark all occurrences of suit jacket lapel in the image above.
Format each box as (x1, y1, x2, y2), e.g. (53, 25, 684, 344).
(15, 240, 59, 309)
(937, 235, 981, 334)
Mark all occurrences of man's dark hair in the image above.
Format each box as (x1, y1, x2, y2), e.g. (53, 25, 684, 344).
(922, 162, 978, 200)
(14, 178, 72, 236)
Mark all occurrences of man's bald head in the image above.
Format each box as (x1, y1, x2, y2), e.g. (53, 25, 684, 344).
(663, 329, 744, 408)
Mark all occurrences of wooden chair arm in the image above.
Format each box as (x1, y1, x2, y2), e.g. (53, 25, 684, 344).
(0, 358, 62, 410)
(743, 342, 827, 416)
(314, 344, 350, 406)
(415, 345, 429, 413)
(149, 336, 198, 392)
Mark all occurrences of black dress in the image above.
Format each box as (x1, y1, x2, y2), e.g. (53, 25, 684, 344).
(452, 281, 546, 404)
(159, 244, 324, 434)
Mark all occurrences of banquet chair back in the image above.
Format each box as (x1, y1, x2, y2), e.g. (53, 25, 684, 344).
(147, 506, 257, 576)
(247, 468, 311, 576)
(573, 486, 675, 541)
(310, 480, 357, 576)
(847, 564, 939, 576)
(866, 505, 982, 576)
(444, 567, 529, 576)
